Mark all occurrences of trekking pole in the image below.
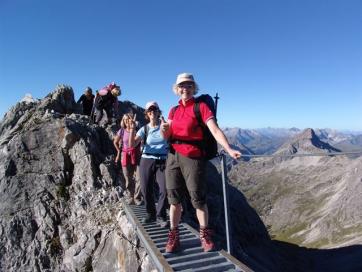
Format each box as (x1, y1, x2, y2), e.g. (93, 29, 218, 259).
(220, 150, 232, 254)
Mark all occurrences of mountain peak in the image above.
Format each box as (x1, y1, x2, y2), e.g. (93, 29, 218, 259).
(20, 93, 39, 104)
(296, 128, 316, 140)
(274, 128, 341, 156)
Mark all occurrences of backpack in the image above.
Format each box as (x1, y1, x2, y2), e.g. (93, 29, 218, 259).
(96, 90, 114, 109)
(95, 82, 118, 110)
(141, 124, 149, 154)
(171, 94, 218, 160)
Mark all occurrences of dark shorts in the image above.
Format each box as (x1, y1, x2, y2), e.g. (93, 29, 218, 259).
(165, 152, 206, 209)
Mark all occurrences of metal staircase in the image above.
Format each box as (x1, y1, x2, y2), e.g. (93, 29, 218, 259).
(122, 199, 254, 272)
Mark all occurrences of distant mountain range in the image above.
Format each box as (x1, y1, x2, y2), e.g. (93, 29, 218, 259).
(228, 127, 362, 253)
(223, 127, 362, 155)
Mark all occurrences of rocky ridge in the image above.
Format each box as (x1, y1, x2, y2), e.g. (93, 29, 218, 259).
(0, 85, 155, 271)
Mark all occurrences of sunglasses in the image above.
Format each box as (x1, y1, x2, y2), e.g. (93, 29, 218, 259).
(177, 83, 194, 89)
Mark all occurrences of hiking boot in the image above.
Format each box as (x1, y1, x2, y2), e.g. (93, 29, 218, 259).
(142, 213, 156, 224)
(157, 216, 169, 228)
(165, 228, 180, 253)
(200, 227, 215, 252)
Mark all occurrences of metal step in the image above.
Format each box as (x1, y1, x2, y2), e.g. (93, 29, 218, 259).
(167, 251, 219, 264)
(121, 199, 254, 272)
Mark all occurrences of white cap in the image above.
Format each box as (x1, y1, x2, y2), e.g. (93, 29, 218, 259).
(145, 101, 159, 111)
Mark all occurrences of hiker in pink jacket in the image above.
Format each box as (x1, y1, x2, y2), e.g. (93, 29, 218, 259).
(93, 82, 121, 125)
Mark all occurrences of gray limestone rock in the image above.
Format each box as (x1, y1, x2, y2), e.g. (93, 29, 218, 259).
(0, 85, 153, 272)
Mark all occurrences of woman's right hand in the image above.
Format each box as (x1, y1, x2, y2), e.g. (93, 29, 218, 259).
(226, 148, 242, 160)
(128, 114, 137, 130)
(160, 116, 169, 132)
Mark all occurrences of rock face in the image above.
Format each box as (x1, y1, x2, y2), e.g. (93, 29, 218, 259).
(0, 85, 155, 272)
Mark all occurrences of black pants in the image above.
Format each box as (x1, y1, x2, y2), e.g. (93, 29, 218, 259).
(94, 107, 113, 124)
(139, 157, 168, 218)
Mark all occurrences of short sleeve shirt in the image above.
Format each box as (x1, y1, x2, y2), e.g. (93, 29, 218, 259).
(168, 97, 214, 158)
(137, 124, 169, 159)
(116, 128, 131, 150)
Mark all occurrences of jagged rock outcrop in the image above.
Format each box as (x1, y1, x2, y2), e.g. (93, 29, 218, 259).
(0, 85, 155, 271)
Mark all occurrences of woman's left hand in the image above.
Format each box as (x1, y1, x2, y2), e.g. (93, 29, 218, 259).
(227, 149, 242, 160)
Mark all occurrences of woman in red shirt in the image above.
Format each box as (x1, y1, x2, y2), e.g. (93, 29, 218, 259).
(161, 73, 241, 253)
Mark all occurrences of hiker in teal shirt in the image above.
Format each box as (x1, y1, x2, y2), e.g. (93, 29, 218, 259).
(129, 101, 169, 228)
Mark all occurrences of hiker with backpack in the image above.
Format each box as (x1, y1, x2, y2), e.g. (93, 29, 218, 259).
(129, 101, 169, 228)
(93, 82, 121, 125)
(77, 87, 95, 116)
(160, 72, 241, 253)
(113, 113, 143, 205)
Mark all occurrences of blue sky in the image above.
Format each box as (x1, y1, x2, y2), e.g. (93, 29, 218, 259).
(1, 0, 361, 130)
